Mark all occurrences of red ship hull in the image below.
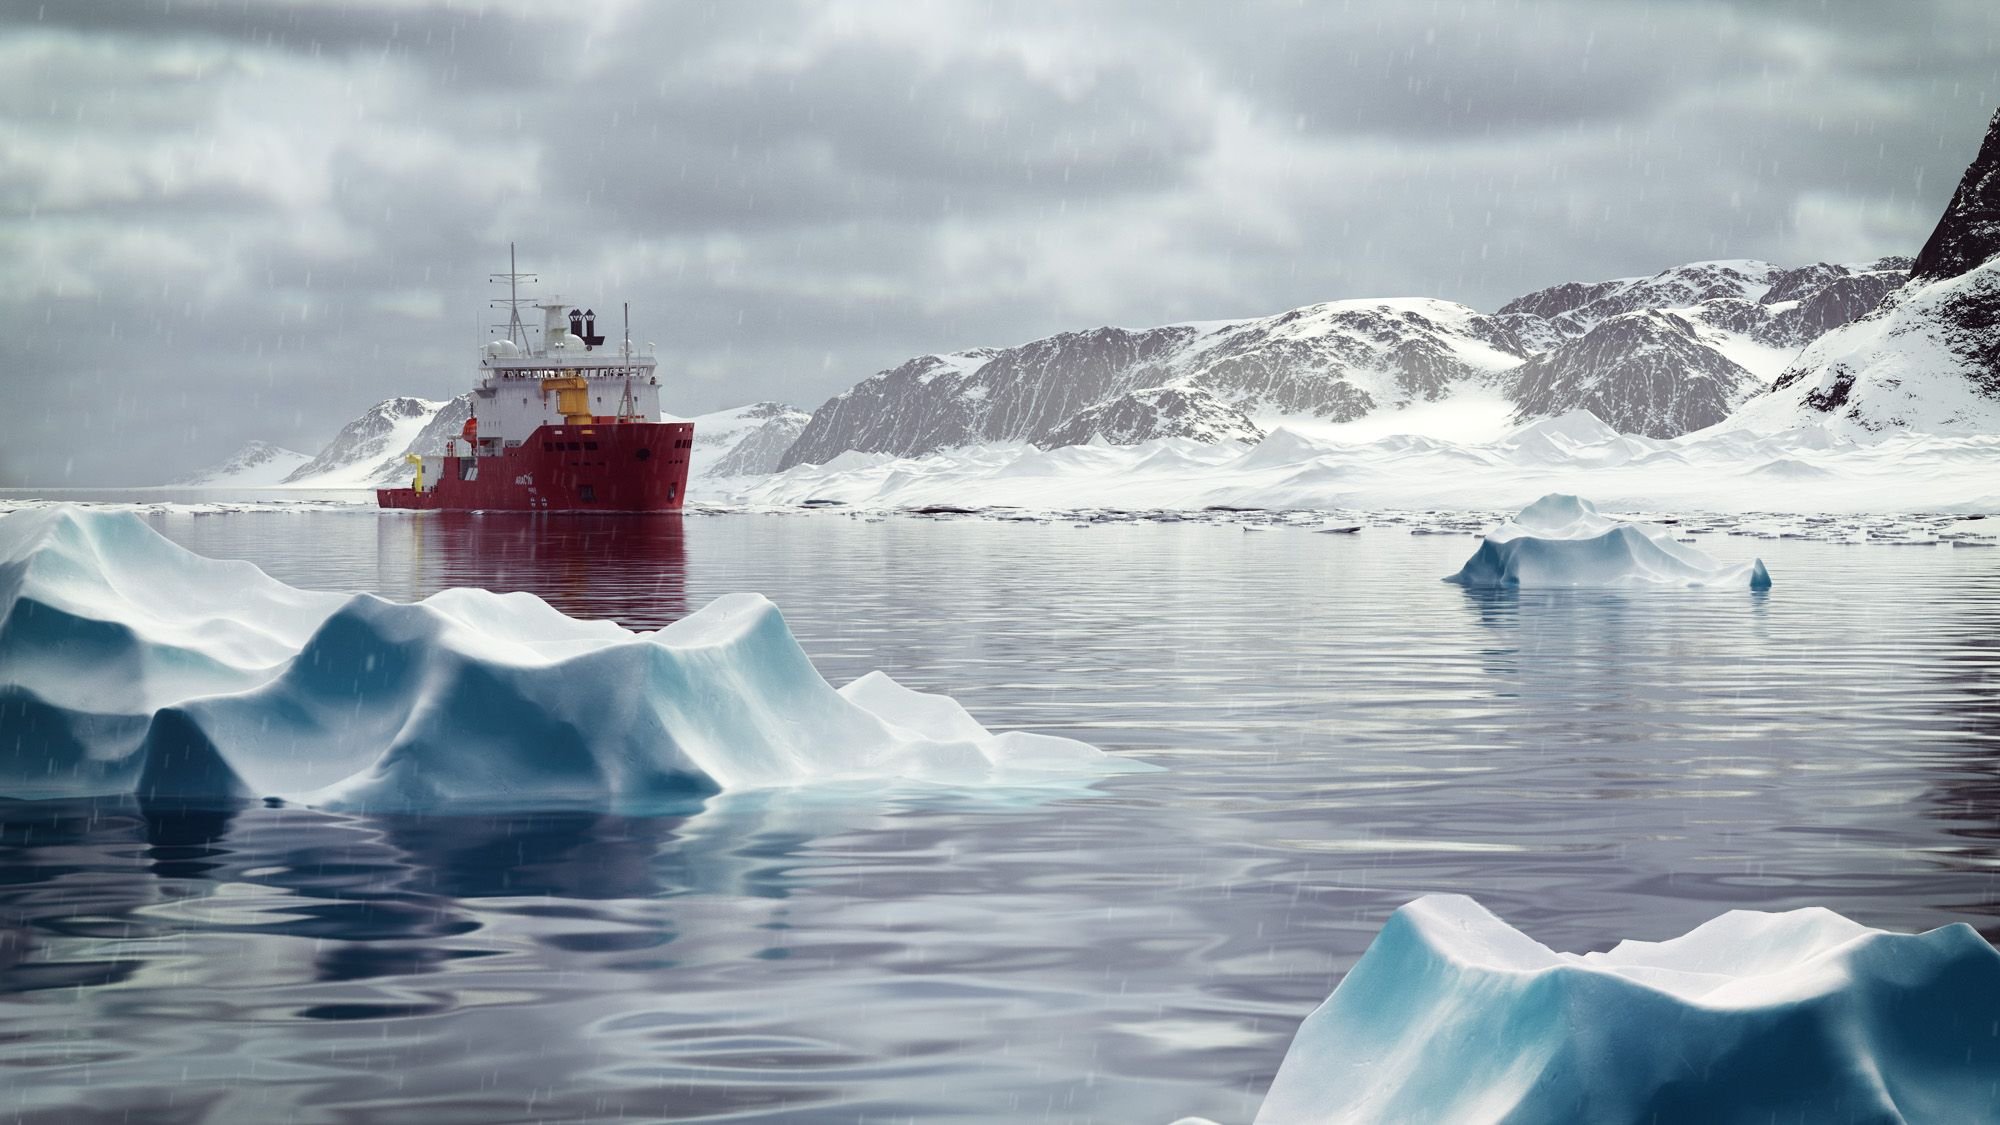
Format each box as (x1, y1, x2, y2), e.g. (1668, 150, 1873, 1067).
(376, 421, 693, 512)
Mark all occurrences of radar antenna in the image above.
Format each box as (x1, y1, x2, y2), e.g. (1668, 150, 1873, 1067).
(488, 243, 538, 347)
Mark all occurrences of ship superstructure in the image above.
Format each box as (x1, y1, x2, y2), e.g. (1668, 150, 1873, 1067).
(378, 249, 693, 512)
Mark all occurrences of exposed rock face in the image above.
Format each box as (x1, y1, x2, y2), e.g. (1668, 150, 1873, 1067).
(1504, 261, 1778, 338)
(284, 397, 441, 484)
(778, 300, 1526, 468)
(363, 395, 472, 484)
(774, 237, 1929, 465)
(1679, 266, 1908, 349)
(281, 395, 473, 487)
(707, 403, 811, 477)
(1911, 110, 2000, 281)
(778, 330, 1192, 469)
(1037, 387, 1264, 448)
(1508, 311, 1757, 438)
(1498, 258, 1906, 350)
(1496, 278, 1630, 322)
(1727, 109, 2000, 434)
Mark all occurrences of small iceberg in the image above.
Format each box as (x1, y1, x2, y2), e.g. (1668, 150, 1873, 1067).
(1253, 895, 2000, 1125)
(1445, 494, 1771, 589)
(0, 507, 1148, 810)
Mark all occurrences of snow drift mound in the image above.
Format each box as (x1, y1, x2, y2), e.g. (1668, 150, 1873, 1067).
(0, 507, 1146, 810)
(1445, 494, 1771, 589)
(1254, 894, 2000, 1125)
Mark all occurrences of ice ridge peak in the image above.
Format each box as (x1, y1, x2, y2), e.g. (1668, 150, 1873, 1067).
(1252, 894, 2000, 1125)
(0, 506, 1147, 810)
(1446, 494, 1772, 589)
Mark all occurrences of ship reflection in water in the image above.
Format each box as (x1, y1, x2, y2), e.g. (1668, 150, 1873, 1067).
(393, 511, 690, 630)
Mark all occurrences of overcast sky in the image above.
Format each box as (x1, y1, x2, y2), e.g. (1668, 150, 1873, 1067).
(4, 0, 1997, 484)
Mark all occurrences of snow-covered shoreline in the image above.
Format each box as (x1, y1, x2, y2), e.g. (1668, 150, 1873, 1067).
(714, 410, 2000, 518)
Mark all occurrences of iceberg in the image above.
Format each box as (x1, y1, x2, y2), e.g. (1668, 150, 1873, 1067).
(1254, 895, 2000, 1125)
(0, 507, 1146, 810)
(1445, 494, 1771, 589)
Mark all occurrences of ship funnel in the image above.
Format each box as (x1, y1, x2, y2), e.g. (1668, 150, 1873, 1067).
(540, 301, 570, 349)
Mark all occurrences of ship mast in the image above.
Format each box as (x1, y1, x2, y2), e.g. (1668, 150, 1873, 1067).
(489, 242, 538, 348)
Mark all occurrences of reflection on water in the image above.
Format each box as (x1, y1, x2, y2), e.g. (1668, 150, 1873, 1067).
(407, 512, 691, 629)
(2, 513, 1999, 1122)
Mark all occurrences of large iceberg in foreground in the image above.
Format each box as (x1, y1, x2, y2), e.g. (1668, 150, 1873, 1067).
(1446, 494, 1772, 589)
(0, 507, 1146, 810)
(1254, 895, 2000, 1125)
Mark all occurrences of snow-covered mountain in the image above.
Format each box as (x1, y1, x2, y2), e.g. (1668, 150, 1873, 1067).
(282, 397, 452, 487)
(1727, 109, 2000, 435)
(1502, 258, 1908, 353)
(778, 259, 1905, 467)
(675, 402, 812, 478)
(779, 300, 1531, 468)
(171, 441, 312, 487)
(1038, 386, 1262, 447)
(1508, 310, 1758, 438)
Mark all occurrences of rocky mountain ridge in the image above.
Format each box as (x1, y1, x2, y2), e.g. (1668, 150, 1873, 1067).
(779, 256, 1911, 467)
(779, 299, 1532, 469)
(1729, 109, 2000, 434)
(281, 396, 449, 487)
(682, 402, 813, 478)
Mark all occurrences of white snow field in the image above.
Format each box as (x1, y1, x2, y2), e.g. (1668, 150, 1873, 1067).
(721, 409, 2000, 516)
(1249, 895, 2000, 1125)
(1445, 494, 1772, 589)
(0, 507, 1143, 810)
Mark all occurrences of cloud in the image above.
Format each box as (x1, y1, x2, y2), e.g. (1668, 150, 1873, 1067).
(1, 0, 1996, 483)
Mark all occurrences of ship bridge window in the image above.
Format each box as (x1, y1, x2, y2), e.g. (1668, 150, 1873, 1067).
(567, 441, 582, 451)
(635, 447, 652, 462)
(584, 441, 599, 451)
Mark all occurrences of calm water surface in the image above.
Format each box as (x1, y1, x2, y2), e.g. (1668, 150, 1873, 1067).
(3, 509, 1998, 1123)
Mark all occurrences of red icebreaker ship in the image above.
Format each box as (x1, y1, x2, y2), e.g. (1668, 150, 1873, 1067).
(378, 252, 692, 512)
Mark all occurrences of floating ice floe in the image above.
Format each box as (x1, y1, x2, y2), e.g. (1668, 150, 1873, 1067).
(1252, 894, 2000, 1125)
(0, 506, 1147, 810)
(1445, 494, 1772, 589)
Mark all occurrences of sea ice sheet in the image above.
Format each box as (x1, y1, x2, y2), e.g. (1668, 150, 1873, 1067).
(1445, 493, 1772, 589)
(0, 506, 1146, 810)
(1253, 894, 2000, 1125)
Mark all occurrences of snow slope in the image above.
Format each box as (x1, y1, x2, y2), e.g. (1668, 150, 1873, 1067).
(670, 401, 813, 479)
(774, 257, 1905, 467)
(170, 441, 312, 487)
(721, 409, 2000, 516)
(1444, 494, 1771, 588)
(281, 396, 455, 488)
(0, 507, 1144, 810)
(1726, 261, 2000, 435)
(779, 302, 1531, 467)
(1252, 894, 2000, 1124)
(1728, 110, 2000, 435)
